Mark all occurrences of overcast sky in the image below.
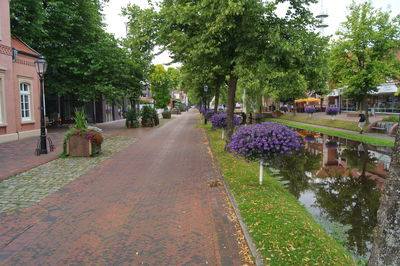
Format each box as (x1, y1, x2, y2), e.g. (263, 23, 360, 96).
(102, 0, 400, 67)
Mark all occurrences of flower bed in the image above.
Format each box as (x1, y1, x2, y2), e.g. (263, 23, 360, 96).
(63, 126, 104, 156)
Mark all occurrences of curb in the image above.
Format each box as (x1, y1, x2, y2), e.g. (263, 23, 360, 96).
(203, 127, 264, 266)
(222, 178, 265, 266)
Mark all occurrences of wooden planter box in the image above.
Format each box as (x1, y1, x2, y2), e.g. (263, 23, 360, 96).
(67, 135, 101, 157)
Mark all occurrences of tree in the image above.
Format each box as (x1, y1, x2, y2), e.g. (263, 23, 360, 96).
(368, 124, 400, 265)
(329, 2, 400, 122)
(123, 3, 159, 106)
(10, 0, 120, 101)
(158, 0, 323, 144)
(149, 65, 176, 108)
(10, 0, 45, 43)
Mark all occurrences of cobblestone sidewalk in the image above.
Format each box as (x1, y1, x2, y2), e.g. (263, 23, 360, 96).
(0, 136, 136, 213)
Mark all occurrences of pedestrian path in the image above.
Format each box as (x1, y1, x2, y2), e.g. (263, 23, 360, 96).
(0, 119, 127, 181)
(279, 119, 395, 142)
(0, 111, 245, 265)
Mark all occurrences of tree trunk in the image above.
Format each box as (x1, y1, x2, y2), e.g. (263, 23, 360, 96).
(226, 73, 238, 148)
(293, 101, 297, 116)
(363, 97, 370, 124)
(368, 122, 400, 266)
(214, 88, 220, 113)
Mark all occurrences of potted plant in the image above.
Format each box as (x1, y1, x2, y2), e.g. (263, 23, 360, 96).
(305, 106, 316, 117)
(162, 110, 171, 119)
(326, 106, 340, 119)
(126, 108, 139, 128)
(141, 106, 156, 127)
(63, 110, 104, 157)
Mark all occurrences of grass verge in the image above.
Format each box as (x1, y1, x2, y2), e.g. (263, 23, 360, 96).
(201, 124, 356, 265)
(280, 114, 360, 131)
(266, 119, 394, 147)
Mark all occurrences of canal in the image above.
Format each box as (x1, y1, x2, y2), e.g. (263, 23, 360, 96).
(275, 130, 392, 260)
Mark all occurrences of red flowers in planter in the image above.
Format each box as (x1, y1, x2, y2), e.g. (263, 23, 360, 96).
(69, 128, 104, 145)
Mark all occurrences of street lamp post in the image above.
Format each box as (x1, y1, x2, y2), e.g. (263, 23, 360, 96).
(204, 85, 208, 124)
(34, 55, 48, 155)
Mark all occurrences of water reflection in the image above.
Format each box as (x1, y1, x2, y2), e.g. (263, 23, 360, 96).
(276, 130, 392, 260)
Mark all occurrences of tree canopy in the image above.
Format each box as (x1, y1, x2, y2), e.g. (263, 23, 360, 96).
(157, 0, 326, 142)
(149, 65, 180, 108)
(10, 0, 144, 104)
(329, 1, 400, 113)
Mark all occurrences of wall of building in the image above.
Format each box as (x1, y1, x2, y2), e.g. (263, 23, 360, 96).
(13, 53, 41, 133)
(0, 0, 18, 142)
(0, 1, 41, 143)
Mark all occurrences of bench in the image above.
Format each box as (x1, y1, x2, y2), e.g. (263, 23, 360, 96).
(371, 121, 386, 132)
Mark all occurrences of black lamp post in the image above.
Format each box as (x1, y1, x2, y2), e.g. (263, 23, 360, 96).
(34, 55, 48, 155)
(204, 85, 208, 124)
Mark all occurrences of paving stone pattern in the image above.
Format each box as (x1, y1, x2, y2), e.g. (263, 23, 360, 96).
(0, 136, 136, 213)
(0, 111, 245, 265)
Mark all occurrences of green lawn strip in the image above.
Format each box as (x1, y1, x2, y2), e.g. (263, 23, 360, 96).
(267, 119, 394, 147)
(280, 114, 360, 131)
(202, 124, 356, 265)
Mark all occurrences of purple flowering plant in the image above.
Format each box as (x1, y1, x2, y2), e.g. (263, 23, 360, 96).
(210, 112, 241, 129)
(305, 106, 316, 114)
(198, 106, 206, 115)
(228, 122, 304, 163)
(326, 106, 340, 116)
(204, 110, 217, 120)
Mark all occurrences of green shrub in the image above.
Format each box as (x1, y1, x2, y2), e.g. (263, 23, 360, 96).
(171, 108, 181, 115)
(382, 115, 400, 122)
(141, 106, 157, 127)
(152, 108, 160, 126)
(126, 108, 139, 128)
(179, 103, 187, 112)
(162, 110, 172, 119)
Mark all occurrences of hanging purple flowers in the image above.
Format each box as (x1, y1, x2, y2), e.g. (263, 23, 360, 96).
(210, 113, 241, 129)
(228, 122, 304, 163)
(305, 106, 316, 114)
(326, 106, 340, 116)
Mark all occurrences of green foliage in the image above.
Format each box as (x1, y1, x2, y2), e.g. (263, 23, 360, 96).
(72, 109, 87, 129)
(382, 116, 400, 122)
(10, 0, 44, 43)
(126, 108, 139, 128)
(162, 110, 171, 119)
(149, 65, 179, 108)
(266, 119, 394, 147)
(329, 2, 400, 105)
(140, 106, 158, 127)
(158, 0, 327, 142)
(10, 0, 143, 104)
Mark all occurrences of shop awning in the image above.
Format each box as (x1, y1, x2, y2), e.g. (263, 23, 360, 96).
(372, 83, 398, 94)
(295, 97, 321, 103)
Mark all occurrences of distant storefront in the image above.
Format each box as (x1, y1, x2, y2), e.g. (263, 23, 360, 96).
(326, 82, 399, 114)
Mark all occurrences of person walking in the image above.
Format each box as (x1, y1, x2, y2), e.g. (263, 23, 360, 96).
(358, 113, 366, 134)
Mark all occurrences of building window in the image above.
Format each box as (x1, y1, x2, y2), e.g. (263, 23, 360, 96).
(20, 82, 32, 121)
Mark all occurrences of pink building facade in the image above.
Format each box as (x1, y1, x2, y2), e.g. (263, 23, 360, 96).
(0, 0, 42, 143)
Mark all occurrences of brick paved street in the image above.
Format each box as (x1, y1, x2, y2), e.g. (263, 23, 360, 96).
(0, 111, 245, 265)
(0, 119, 132, 182)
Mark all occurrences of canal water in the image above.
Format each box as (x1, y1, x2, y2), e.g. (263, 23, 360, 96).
(275, 130, 392, 261)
